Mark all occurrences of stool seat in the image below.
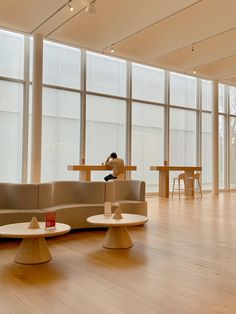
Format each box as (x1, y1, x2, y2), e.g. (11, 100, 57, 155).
(172, 172, 202, 198)
(186, 172, 202, 198)
(172, 173, 186, 199)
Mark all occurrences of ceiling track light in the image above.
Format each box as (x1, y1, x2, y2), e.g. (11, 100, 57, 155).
(67, 0, 74, 12)
(85, 1, 96, 15)
(110, 46, 114, 53)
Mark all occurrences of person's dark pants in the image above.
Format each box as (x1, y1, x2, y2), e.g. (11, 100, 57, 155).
(104, 174, 117, 181)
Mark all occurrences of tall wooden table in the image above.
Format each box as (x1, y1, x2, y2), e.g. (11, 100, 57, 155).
(67, 165, 137, 181)
(150, 166, 202, 198)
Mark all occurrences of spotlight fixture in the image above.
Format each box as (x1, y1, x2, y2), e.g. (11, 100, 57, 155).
(85, 1, 96, 15)
(110, 46, 114, 53)
(67, 0, 74, 11)
(193, 69, 197, 74)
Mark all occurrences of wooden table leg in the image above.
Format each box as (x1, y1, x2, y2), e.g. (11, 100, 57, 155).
(79, 170, 91, 181)
(102, 226, 133, 249)
(159, 170, 169, 198)
(14, 238, 52, 264)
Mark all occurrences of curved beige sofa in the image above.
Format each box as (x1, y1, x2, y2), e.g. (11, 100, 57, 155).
(0, 180, 147, 229)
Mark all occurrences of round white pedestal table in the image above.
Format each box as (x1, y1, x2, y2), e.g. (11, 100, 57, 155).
(87, 214, 148, 249)
(0, 222, 71, 264)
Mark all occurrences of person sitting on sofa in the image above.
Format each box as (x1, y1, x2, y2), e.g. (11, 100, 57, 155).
(104, 152, 125, 181)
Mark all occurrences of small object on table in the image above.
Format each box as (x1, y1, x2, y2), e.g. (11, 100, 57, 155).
(104, 201, 112, 216)
(45, 212, 56, 230)
(112, 206, 123, 219)
(28, 216, 40, 229)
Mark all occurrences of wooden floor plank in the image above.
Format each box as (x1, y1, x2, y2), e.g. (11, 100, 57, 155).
(0, 193, 236, 313)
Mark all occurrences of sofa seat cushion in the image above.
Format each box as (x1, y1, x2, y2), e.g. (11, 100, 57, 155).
(115, 200, 147, 216)
(0, 209, 45, 226)
(41, 203, 105, 229)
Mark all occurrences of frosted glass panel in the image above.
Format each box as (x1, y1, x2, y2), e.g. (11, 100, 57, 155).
(132, 63, 164, 103)
(0, 29, 24, 79)
(219, 115, 225, 189)
(0, 80, 23, 182)
(202, 80, 212, 111)
(170, 108, 196, 165)
(132, 102, 164, 192)
(230, 117, 236, 188)
(87, 52, 126, 97)
(202, 113, 212, 189)
(86, 95, 125, 181)
(41, 88, 80, 182)
(43, 41, 81, 89)
(219, 84, 226, 113)
(170, 72, 196, 108)
(229, 86, 236, 115)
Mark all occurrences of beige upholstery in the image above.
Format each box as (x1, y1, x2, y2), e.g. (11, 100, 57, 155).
(106, 180, 147, 216)
(0, 180, 147, 229)
(38, 181, 105, 208)
(0, 183, 38, 209)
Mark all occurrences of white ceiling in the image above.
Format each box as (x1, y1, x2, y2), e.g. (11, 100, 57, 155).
(1, 0, 236, 85)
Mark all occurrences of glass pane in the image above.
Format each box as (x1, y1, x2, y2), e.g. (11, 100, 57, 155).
(41, 88, 80, 182)
(43, 41, 81, 89)
(170, 72, 196, 108)
(132, 102, 164, 192)
(219, 84, 226, 113)
(0, 29, 24, 79)
(86, 52, 126, 97)
(0, 80, 23, 182)
(132, 63, 164, 103)
(229, 86, 236, 115)
(86, 95, 125, 181)
(170, 108, 196, 165)
(230, 117, 236, 188)
(202, 113, 212, 190)
(202, 80, 212, 111)
(219, 115, 225, 189)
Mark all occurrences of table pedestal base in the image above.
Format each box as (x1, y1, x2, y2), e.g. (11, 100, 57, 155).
(103, 226, 133, 249)
(14, 237, 52, 264)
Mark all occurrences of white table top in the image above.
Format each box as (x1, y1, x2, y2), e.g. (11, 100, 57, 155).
(87, 214, 148, 227)
(0, 222, 71, 239)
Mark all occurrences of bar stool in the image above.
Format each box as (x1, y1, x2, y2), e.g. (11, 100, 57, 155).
(172, 173, 186, 198)
(186, 172, 202, 198)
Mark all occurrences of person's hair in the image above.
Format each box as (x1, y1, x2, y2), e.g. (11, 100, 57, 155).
(110, 152, 117, 159)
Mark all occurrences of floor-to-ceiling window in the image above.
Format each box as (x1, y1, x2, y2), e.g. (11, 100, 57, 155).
(86, 52, 126, 181)
(201, 79, 212, 190)
(1, 27, 236, 193)
(0, 29, 24, 182)
(131, 64, 164, 192)
(218, 83, 227, 189)
(229, 86, 236, 188)
(41, 41, 81, 182)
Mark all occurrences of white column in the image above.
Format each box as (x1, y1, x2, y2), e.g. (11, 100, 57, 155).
(31, 33, 43, 183)
(212, 80, 219, 194)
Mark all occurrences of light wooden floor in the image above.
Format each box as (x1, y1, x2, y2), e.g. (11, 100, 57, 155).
(0, 193, 236, 314)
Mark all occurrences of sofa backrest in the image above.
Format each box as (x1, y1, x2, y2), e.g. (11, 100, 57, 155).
(0, 183, 38, 209)
(38, 181, 106, 208)
(106, 180, 145, 202)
